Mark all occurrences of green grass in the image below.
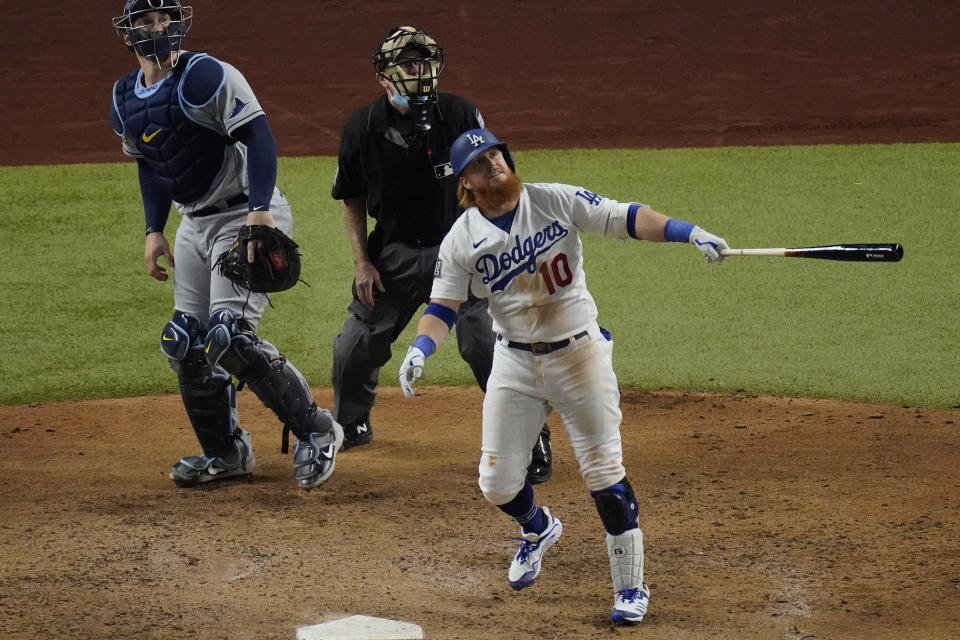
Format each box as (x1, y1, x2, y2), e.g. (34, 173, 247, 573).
(1, 143, 957, 408)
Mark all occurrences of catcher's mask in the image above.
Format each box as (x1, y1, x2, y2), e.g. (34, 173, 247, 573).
(372, 26, 445, 105)
(113, 0, 193, 69)
(450, 128, 516, 176)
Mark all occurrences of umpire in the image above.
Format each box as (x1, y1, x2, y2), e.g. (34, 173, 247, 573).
(330, 25, 552, 483)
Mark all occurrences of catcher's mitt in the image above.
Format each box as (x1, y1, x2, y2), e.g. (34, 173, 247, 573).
(215, 225, 302, 293)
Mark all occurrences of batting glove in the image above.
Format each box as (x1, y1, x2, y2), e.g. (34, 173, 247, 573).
(690, 226, 730, 264)
(399, 346, 426, 398)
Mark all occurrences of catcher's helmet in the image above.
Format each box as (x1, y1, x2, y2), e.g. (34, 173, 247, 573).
(372, 26, 445, 102)
(450, 128, 516, 176)
(113, 0, 193, 68)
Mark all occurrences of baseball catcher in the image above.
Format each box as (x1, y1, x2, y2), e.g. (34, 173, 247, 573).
(109, 0, 342, 490)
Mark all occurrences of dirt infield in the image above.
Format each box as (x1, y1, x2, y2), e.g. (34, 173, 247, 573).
(2, 2, 960, 639)
(2, 389, 958, 639)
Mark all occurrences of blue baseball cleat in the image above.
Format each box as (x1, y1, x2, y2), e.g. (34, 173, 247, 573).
(507, 507, 563, 590)
(610, 583, 651, 624)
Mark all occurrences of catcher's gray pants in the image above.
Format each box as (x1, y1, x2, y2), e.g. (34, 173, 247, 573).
(167, 188, 299, 457)
(331, 240, 495, 426)
(173, 187, 292, 327)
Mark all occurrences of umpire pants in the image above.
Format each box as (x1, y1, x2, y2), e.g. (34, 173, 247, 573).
(331, 240, 495, 427)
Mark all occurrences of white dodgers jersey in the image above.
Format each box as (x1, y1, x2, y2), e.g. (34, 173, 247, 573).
(432, 183, 633, 342)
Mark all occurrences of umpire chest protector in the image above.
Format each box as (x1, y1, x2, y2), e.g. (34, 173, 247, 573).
(111, 51, 230, 204)
(334, 93, 481, 251)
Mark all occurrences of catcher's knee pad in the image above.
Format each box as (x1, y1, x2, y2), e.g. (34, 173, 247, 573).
(205, 309, 327, 441)
(161, 311, 239, 458)
(591, 477, 640, 535)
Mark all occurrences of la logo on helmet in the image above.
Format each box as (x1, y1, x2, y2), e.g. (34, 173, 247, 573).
(467, 134, 485, 147)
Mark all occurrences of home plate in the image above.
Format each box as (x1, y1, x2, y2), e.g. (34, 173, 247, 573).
(297, 615, 424, 640)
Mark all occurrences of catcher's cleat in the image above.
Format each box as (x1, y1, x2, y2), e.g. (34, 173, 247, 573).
(507, 506, 563, 590)
(170, 428, 255, 486)
(610, 583, 651, 624)
(526, 426, 552, 484)
(293, 421, 344, 490)
(340, 415, 373, 450)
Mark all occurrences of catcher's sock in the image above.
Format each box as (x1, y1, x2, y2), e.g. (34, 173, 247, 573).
(497, 480, 548, 534)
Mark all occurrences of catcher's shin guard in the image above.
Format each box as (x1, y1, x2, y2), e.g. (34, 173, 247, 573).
(206, 310, 334, 447)
(161, 312, 240, 460)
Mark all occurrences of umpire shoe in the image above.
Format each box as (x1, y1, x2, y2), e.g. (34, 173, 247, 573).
(610, 583, 651, 624)
(293, 421, 345, 490)
(526, 427, 553, 484)
(340, 415, 373, 450)
(170, 427, 256, 486)
(507, 507, 563, 590)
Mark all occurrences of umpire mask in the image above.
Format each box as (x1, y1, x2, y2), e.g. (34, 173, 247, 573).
(113, 0, 193, 68)
(373, 26, 445, 105)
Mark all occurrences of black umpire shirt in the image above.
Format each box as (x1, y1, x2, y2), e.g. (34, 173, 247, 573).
(331, 93, 484, 258)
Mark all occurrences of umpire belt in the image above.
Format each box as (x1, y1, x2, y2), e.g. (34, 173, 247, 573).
(499, 330, 589, 355)
(190, 193, 249, 217)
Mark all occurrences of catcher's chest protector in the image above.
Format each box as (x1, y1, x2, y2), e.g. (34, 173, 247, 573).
(112, 52, 227, 203)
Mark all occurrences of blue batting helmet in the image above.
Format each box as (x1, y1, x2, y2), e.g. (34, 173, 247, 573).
(450, 128, 515, 176)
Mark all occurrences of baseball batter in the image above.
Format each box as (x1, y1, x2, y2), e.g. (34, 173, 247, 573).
(399, 128, 730, 623)
(109, 0, 342, 490)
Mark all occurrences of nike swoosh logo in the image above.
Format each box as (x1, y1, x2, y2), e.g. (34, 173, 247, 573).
(473, 238, 487, 248)
(142, 128, 162, 143)
(162, 335, 173, 341)
(322, 444, 335, 458)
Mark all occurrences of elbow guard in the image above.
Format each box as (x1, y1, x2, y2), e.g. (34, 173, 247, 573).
(606, 203, 647, 241)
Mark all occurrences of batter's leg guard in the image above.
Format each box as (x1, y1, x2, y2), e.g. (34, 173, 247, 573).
(207, 309, 342, 489)
(591, 477, 640, 535)
(606, 527, 645, 593)
(592, 477, 648, 623)
(161, 311, 254, 485)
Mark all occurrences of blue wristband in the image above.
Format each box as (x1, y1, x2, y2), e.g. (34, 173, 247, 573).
(626, 203, 643, 239)
(664, 218, 695, 243)
(424, 302, 457, 330)
(412, 335, 436, 357)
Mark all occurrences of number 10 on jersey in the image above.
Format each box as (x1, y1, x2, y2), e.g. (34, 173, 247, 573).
(538, 253, 573, 294)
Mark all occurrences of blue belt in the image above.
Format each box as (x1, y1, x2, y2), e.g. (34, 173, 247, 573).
(500, 330, 589, 355)
(191, 193, 248, 217)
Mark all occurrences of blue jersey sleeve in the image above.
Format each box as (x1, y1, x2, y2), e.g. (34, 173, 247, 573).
(138, 160, 173, 234)
(232, 115, 277, 212)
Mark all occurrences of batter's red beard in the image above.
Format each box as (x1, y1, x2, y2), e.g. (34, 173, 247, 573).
(472, 170, 524, 211)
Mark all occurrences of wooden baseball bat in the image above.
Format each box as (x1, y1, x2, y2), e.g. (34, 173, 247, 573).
(720, 243, 903, 262)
